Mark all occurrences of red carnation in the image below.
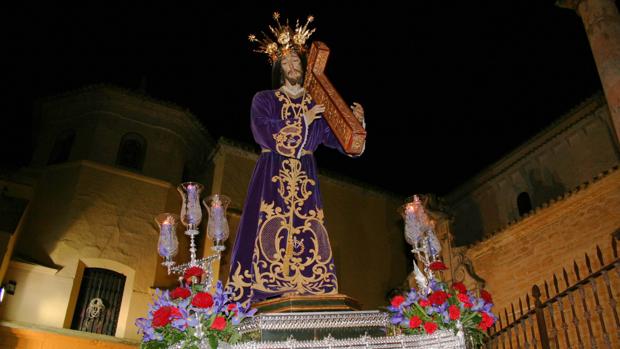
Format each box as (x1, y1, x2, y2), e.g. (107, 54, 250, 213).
(418, 299, 431, 307)
(429, 261, 448, 271)
(191, 292, 214, 308)
(448, 305, 461, 320)
(424, 321, 438, 334)
(480, 289, 493, 304)
(170, 287, 191, 300)
(428, 291, 449, 306)
(409, 316, 422, 329)
(391, 295, 405, 308)
(184, 266, 204, 284)
(227, 303, 237, 311)
(478, 312, 494, 330)
(457, 293, 473, 308)
(210, 316, 227, 331)
(452, 282, 467, 294)
(152, 306, 183, 328)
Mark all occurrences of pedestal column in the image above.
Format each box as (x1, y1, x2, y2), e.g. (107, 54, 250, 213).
(558, 0, 620, 143)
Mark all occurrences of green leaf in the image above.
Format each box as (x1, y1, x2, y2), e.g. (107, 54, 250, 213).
(208, 335, 218, 349)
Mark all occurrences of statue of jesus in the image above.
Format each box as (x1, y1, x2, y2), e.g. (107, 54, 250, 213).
(226, 13, 365, 305)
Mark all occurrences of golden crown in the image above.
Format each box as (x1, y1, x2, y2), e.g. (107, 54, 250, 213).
(248, 12, 316, 63)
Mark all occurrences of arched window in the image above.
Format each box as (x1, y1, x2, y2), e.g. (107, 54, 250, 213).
(71, 268, 126, 336)
(116, 133, 146, 171)
(517, 192, 532, 216)
(47, 129, 75, 165)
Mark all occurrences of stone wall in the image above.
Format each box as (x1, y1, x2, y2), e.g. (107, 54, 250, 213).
(30, 85, 212, 184)
(1, 161, 185, 339)
(448, 95, 620, 245)
(0, 321, 139, 349)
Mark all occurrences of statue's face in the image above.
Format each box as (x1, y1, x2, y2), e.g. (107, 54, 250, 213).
(280, 52, 303, 85)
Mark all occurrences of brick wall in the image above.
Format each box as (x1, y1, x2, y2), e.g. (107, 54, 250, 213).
(465, 167, 620, 317)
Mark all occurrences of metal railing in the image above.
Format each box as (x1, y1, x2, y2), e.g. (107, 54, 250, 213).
(485, 231, 620, 348)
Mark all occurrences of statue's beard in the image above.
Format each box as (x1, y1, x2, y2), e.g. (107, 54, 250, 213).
(284, 70, 302, 86)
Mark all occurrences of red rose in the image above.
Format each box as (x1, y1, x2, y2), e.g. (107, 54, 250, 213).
(480, 290, 493, 304)
(418, 299, 431, 307)
(429, 261, 448, 271)
(424, 321, 438, 334)
(184, 266, 204, 284)
(191, 292, 214, 308)
(170, 287, 191, 300)
(428, 291, 449, 306)
(227, 303, 238, 315)
(478, 312, 494, 330)
(457, 293, 472, 308)
(391, 295, 405, 308)
(152, 306, 183, 328)
(210, 316, 227, 331)
(409, 316, 422, 329)
(448, 305, 461, 320)
(452, 282, 467, 294)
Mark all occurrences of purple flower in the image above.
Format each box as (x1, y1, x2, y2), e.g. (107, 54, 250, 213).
(135, 318, 153, 341)
(404, 289, 419, 306)
(211, 282, 226, 309)
(231, 301, 257, 325)
(187, 314, 200, 327)
(171, 318, 187, 331)
(391, 313, 404, 325)
(441, 310, 451, 324)
(429, 279, 444, 292)
(471, 297, 487, 312)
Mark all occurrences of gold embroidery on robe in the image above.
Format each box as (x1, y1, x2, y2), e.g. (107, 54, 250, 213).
(227, 158, 337, 302)
(272, 91, 312, 157)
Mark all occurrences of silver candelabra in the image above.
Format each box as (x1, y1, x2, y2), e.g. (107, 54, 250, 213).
(155, 182, 231, 290)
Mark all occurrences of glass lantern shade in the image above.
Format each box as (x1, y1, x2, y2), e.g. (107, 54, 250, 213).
(399, 195, 433, 246)
(178, 182, 204, 231)
(203, 194, 231, 250)
(155, 213, 180, 260)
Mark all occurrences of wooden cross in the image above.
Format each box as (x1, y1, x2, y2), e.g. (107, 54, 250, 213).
(303, 41, 367, 155)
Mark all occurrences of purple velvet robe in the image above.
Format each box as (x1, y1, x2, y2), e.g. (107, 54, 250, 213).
(226, 89, 357, 304)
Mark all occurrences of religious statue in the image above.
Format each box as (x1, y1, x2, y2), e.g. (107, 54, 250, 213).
(226, 13, 366, 305)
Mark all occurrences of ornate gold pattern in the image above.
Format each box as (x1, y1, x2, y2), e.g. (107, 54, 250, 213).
(254, 158, 337, 295)
(228, 158, 338, 302)
(272, 91, 312, 158)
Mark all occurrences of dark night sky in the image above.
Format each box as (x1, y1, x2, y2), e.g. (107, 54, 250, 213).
(2, 1, 602, 196)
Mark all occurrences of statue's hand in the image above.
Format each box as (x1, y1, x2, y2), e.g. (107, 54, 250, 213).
(351, 102, 364, 124)
(305, 104, 325, 125)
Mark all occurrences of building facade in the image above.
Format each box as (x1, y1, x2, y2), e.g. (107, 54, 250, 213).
(0, 85, 410, 343)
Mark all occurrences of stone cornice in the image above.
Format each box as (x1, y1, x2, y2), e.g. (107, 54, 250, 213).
(46, 160, 174, 189)
(35, 84, 216, 151)
(465, 164, 619, 248)
(447, 93, 607, 204)
(556, 0, 582, 11)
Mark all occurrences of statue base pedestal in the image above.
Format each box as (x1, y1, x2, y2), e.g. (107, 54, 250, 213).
(235, 311, 466, 348)
(252, 293, 361, 313)
(236, 295, 466, 348)
(238, 310, 389, 342)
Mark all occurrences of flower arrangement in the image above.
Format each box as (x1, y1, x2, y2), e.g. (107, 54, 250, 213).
(136, 266, 256, 349)
(387, 262, 496, 347)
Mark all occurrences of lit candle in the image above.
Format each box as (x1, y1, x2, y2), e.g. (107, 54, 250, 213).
(158, 217, 177, 258)
(212, 198, 224, 240)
